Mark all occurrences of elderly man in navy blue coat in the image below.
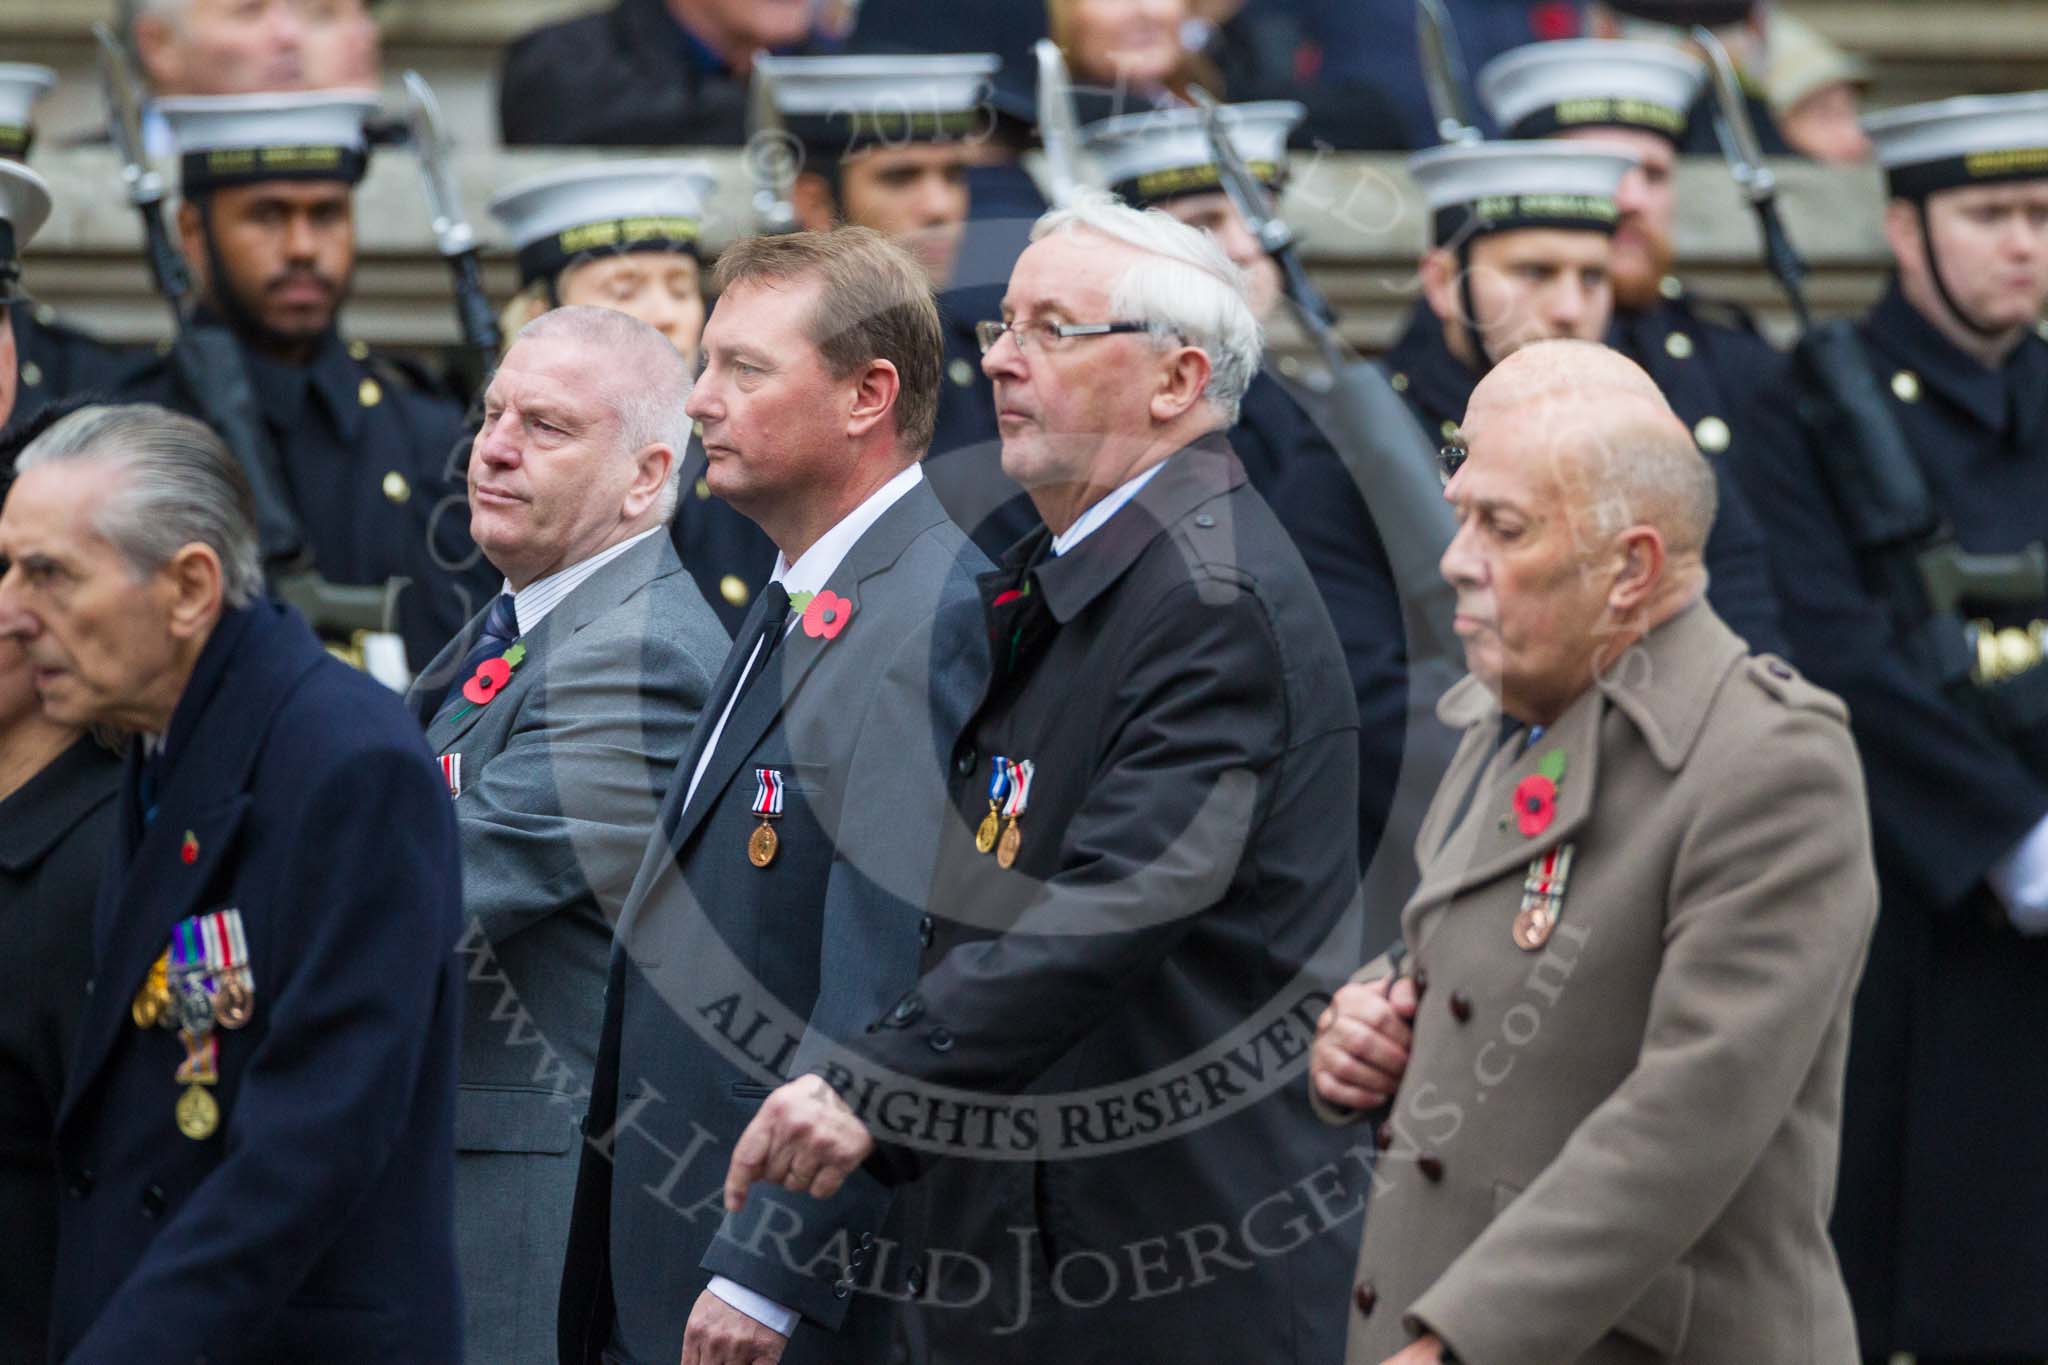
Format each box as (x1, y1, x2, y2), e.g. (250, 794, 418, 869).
(0, 403, 464, 1363)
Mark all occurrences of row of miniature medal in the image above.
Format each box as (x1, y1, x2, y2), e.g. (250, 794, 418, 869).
(976, 758, 1034, 868)
(130, 908, 256, 1141)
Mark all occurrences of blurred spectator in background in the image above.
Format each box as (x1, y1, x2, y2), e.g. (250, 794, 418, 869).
(300, 0, 382, 90)
(124, 0, 308, 97)
(1290, 0, 1582, 148)
(1765, 9, 1873, 164)
(1585, 0, 1796, 156)
(498, 0, 820, 147)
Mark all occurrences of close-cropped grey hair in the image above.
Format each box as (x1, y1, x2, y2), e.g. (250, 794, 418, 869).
(513, 305, 694, 522)
(16, 403, 264, 608)
(1031, 192, 1264, 425)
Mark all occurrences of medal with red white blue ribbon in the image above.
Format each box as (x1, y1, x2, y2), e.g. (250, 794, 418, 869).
(977, 757, 1012, 855)
(996, 759, 1034, 869)
(1514, 844, 1573, 950)
(748, 768, 785, 868)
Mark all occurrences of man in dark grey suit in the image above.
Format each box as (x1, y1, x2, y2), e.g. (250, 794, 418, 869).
(558, 228, 991, 1365)
(404, 306, 729, 1365)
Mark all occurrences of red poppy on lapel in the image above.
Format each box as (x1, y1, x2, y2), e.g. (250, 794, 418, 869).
(180, 830, 199, 865)
(460, 642, 528, 708)
(1514, 774, 1557, 838)
(802, 589, 853, 641)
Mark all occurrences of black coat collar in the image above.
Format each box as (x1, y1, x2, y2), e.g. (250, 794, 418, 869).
(1867, 281, 2048, 443)
(1383, 302, 1479, 433)
(0, 735, 119, 873)
(1018, 433, 1247, 625)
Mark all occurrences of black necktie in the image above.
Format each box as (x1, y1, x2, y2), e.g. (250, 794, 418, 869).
(727, 582, 792, 714)
(435, 592, 521, 721)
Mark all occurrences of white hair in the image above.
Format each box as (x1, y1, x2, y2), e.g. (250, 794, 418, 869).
(513, 305, 693, 523)
(18, 403, 265, 608)
(1031, 192, 1263, 425)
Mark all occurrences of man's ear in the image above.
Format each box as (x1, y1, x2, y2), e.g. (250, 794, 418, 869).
(1881, 198, 1923, 278)
(622, 443, 675, 523)
(1149, 343, 1214, 424)
(1606, 525, 1666, 615)
(845, 357, 902, 442)
(162, 543, 226, 642)
(790, 173, 837, 234)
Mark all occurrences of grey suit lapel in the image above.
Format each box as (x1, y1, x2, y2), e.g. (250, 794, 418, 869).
(423, 534, 682, 755)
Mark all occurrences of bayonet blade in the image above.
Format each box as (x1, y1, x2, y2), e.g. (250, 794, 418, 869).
(1694, 26, 1773, 200)
(1416, 0, 1481, 146)
(1035, 39, 1086, 209)
(402, 70, 477, 258)
(91, 21, 160, 205)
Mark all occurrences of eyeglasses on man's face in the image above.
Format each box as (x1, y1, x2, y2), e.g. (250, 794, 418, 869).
(974, 318, 1153, 355)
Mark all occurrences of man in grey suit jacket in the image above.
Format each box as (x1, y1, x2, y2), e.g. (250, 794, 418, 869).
(559, 229, 991, 1365)
(405, 307, 730, 1365)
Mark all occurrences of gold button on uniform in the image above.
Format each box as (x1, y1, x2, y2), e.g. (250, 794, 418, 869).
(358, 377, 382, 408)
(33, 303, 56, 326)
(1389, 372, 1409, 393)
(1439, 419, 1460, 441)
(1693, 415, 1731, 454)
(1659, 275, 1684, 301)
(947, 358, 975, 388)
(19, 360, 41, 388)
(382, 471, 411, 504)
(694, 477, 711, 501)
(1664, 331, 1694, 360)
(1891, 370, 1921, 403)
(347, 339, 370, 361)
(692, 419, 704, 438)
(719, 574, 750, 607)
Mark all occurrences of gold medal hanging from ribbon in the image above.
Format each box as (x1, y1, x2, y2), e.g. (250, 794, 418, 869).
(748, 767, 786, 868)
(976, 757, 1012, 855)
(995, 759, 1035, 870)
(131, 949, 174, 1030)
(176, 1084, 220, 1140)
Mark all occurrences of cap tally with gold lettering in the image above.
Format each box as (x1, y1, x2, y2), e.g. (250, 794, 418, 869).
(0, 63, 55, 162)
(1478, 40, 1704, 145)
(490, 160, 717, 287)
(1407, 140, 1637, 247)
(160, 90, 380, 193)
(1081, 100, 1304, 207)
(0, 160, 52, 302)
(757, 53, 1001, 155)
(1863, 91, 2048, 200)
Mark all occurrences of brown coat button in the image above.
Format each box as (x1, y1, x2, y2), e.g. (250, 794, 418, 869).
(1375, 1123, 1394, 1151)
(1411, 966, 1429, 994)
(1417, 1152, 1445, 1182)
(1354, 1282, 1378, 1316)
(1449, 990, 1472, 1022)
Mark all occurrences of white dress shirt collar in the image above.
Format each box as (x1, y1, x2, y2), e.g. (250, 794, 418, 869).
(771, 462, 925, 598)
(504, 526, 662, 637)
(1049, 460, 1167, 557)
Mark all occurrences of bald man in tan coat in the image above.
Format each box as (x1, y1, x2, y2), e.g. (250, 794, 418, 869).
(1310, 341, 1877, 1365)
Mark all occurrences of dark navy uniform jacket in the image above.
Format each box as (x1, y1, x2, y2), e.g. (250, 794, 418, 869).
(1384, 300, 1787, 654)
(1734, 282, 2048, 1357)
(669, 437, 780, 636)
(48, 601, 463, 1364)
(116, 324, 493, 670)
(10, 306, 142, 424)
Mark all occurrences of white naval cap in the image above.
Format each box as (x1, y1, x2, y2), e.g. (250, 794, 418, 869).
(755, 53, 1002, 151)
(0, 159, 53, 299)
(1407, 140, 1638, 245)
(0, 64, 55, 161)
(159, 90, 381, 190)
(1477, 40, 1704, 144)
(489, 159, 717, 286)
(1081, 101, 1305, 205)
(1863, 91, 2048, 199)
